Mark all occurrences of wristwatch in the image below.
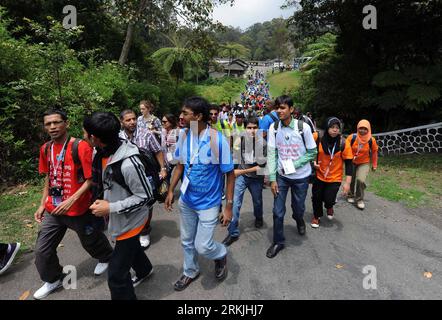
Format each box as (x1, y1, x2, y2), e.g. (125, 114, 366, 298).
(226, 199, 234, 205)
(161, 167, 167, 171)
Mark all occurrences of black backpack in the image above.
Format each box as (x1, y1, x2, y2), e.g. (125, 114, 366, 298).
(109, 144, 165, 204)
(44, 138, 85, 183)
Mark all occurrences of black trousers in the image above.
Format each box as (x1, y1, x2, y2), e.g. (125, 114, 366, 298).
(34, 212, 113, 283)
(312, 178, 341, 219)
(108, 235, 152, 300)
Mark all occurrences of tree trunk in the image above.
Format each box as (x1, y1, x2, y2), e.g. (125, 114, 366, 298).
(118, 0, 148, 66)
(119, 22, 134, 66)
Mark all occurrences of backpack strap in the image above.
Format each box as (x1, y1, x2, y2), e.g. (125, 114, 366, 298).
(109, 157, 135, 196)
(269, 112, 278, 122)
(351, 134, 357, 147)
(297, 119, 306, 149)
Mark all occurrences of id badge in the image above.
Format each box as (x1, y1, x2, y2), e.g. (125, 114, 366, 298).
(166, 152, 173, 163)
(282, 159, 296, 175)
(52, 196, 62, 207)
(180, 176, 190, 195)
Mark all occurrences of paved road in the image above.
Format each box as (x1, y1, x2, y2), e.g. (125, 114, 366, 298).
(1, 187, 441, 300)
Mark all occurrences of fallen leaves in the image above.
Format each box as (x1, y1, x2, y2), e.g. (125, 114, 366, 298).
(19, 290, 30, 300)
(423, 271, 432, 279)
(335, 264, 344, 269)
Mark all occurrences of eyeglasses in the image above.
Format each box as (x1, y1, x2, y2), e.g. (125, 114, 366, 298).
(44, 120, 65, 127)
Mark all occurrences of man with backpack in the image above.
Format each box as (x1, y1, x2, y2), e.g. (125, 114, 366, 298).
(119, 109, 168, 249)
(165, 97, 235, 291)
(267, 96, 317, 259)
(84, 112, 155, 300)
(33, 110, 113, 300)
(259, 100, 278, 138)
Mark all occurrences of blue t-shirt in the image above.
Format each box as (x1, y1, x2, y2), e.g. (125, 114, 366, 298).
(175, 128, 234, 210)
(259, 111, 278, 131)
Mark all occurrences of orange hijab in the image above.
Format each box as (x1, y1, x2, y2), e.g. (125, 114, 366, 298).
(356, 119, 372, 144)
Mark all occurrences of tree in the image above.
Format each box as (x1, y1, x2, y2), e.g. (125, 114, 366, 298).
(151, 33, 203, 88)
(105, 0, 234, 66)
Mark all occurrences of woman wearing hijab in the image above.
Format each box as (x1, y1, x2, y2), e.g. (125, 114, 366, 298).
(346, 120, 378, 210)
(311, 117, 354, 228)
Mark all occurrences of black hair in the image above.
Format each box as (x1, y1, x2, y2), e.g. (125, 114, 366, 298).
(83, 112, 121, 146)
(163, 113, 178, 128)
(245, 117, 259, 127)
(275, 95, 294, 108)
(119, 109, 136, 120)
(209, 104, 220, 112)
(182, 97, 211, 123)
(43, 109, 68, 121)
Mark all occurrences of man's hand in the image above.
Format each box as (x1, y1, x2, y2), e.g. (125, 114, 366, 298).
(271, 181, 279, 198)
(234, 169, 243, 178)
(160, 168, 168, 180)
(220, 206, 233, 227)
(89, 200, 110, 217)
(342, 182, 350, 196)
(313, 161, 320, 170)
(51, 197, 76, 216)
(34, 205, 45, 223)
(164, 191, 174, 212)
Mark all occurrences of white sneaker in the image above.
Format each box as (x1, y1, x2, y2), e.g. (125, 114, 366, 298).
(33, 280, 63, 300)
(357, 200, 365, 210)
(132, 268, 154, 288)
(347, 197, 355, 204)
(94, 262, 109, 276)
(140, 235, 151, 248)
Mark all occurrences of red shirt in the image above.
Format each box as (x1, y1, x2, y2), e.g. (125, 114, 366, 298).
(39, 139, 93, 216)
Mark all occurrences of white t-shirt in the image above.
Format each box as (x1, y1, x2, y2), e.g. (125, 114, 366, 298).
(268, 119, 316, 180)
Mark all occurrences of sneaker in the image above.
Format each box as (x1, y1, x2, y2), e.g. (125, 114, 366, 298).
(347, 197, 355, 204)
(327, 208, 334, 220)
(140, 235, 151, 249)
(311, 217, 320, 228)
(33, 280, 63, 300)
(94, 262, 109, 276)
(214, 255, 228, 281)
(357, 200, 365, 210)
(132, 268, 154, 288)
(0, 242, 21, 275)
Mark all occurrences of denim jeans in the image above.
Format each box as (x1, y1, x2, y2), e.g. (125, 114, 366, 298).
(179, 199, 227, 278)
(228, 175, 264, 237)
(272, 175, 309, 244)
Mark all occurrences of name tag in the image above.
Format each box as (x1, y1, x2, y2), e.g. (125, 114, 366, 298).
(282, 159, 296, 175)
(180, 176, 190, 195)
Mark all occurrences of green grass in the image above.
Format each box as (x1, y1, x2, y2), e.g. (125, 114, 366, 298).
(367, 154, 442, 209)
(0, 184, 42, 252)
(267, 70, 301, 98)
(196, 78, 247, 104)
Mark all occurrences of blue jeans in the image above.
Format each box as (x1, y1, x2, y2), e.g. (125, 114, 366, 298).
(228, 175, 264, 237)
(272, 175, 309, 244)
(179, 199, 227, 278)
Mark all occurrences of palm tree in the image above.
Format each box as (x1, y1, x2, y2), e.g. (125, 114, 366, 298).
(151, 33, 203, 88)
(219, 42, 250, 77)
(300, 33, 337, 74)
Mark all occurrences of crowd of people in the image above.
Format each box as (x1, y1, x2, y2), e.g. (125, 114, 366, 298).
(1, 74, 379, 301)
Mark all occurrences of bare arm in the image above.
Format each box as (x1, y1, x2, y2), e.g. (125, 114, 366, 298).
(52, 179, 92, 215)
(164, 163, 184, 211)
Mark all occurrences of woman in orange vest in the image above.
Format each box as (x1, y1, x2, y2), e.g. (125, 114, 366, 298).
(311, 117, 353, 228)
(346, 120, 378, 210)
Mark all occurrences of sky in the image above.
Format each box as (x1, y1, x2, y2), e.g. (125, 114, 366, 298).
(212, 0, 293, 31)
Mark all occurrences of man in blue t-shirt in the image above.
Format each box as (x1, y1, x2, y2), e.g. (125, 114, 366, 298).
(259, 100, 278, 138)
(165, 97, 235, 292)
